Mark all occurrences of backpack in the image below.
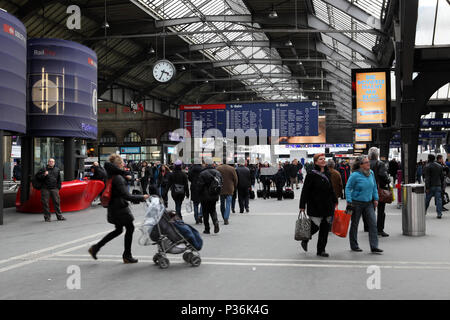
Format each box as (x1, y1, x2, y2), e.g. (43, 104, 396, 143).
(208, 173, 223, 196)
(172, 183, 185, 197)
(100, 177, 114, 208)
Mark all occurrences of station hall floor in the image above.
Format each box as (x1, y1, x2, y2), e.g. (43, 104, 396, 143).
(1, 186, 450, 300)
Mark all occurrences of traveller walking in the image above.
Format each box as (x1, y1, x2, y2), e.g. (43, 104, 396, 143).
(236, 163, 251, 213)
(260, 162, 272, 199)
(388, 158, 399, 185)
(88, 154, 149, 263)
(299, 153, 338, 257)
(35, 158, 65, 222)
(188, 163, 203, 224)
(217, 163, 238, 224)
(167, 160, 189, 217)
(345, 156, 383, 254)
(416, 160, 424, 184)
(424, 154, 444, 218)
(197, 164, 223, 234)
(338, 160, 351, 199)
(139, 161, 151, 195)
(288, 159, 301, 190)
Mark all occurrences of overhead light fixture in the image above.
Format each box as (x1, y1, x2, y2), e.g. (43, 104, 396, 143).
(205, 80, 209, 83)
(102, 21, 110, 28)
(148, 46, 155, 54)
(268, 5, 278, 19)
(285, 40, 293, 47)
(180, 65, 186, 71)
(297, 61, 303, 65)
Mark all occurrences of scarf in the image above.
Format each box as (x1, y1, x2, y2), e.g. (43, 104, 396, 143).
(359, 168, 371, 177)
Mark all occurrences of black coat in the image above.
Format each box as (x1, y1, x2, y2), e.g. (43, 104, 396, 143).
(273, 168, 286, 187)
(91, 165, 107, 182)
(188, 164, 203, 203)
(370, 160, 390, 190)
(236, 166, 251, 189)
(36, 166, 61, 190)
(167, 167, 189, 200)
(299, 166, 338, 218)
(104, 162, 145, 225)
(197, 166, 222, 202)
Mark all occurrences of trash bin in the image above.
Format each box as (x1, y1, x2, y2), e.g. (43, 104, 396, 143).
(402, 184, 426, 236)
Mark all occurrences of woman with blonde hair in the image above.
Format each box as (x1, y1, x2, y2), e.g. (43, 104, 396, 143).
(89, 154, 149, 263)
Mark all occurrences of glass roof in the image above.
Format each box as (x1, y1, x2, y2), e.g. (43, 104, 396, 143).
(416, 0, 450, 46)
(135, 0, 303, 101)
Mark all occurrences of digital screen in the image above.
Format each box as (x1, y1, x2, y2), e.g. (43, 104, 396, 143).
(355, 129, 372, 142)
(279, 116, 326, 144)
(167, 146, 176, 154)
(354, 144, 367, 149)
(352, 69, 390, 125)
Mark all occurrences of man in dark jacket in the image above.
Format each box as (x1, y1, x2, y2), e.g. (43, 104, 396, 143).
(288, 159, 301, 190)
(388, 159, 399, 185)
(424, 154, 444, 218)
(90, 162, 107, 183)
(197, 164, 222, 234)
(167, 160, 189, 217)
(369, 147, 391, 237)
(217, 163, 238, 224)
(236, 163, 251, 213)
(188, 163, 203, 224)
(274, 164, 286, 201)
(89, 155, 148, 263)
(437, 154, 449, 211)
(36, 158, 64, 222)
(13, 160, 21, 181)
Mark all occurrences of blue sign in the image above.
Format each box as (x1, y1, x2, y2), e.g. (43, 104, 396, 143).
(180, 102, 319, 137)
(120, 147, 140, 154)
(421, 119, 450, 127)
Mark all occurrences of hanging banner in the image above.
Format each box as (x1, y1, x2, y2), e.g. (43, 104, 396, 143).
(352, 68, 391, 125)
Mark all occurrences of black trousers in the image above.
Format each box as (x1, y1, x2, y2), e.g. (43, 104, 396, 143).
(96, 222, 135, 256)
(276, 184, 283, 200)
(238, 187, 249, 212)
(307, 218, 330, 254)
(201, 200, 218, 231)
(141, 179, 148, 195)
(41, 188, 62, 216)
(263, 182, 271, 198)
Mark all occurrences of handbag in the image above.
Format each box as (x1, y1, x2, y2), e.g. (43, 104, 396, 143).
(294, 211, 311, 241)
(378, 187, 393, 204)
(331, 209, 352, 238)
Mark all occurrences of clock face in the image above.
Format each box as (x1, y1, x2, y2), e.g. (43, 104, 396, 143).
(153, 60, 176, 83)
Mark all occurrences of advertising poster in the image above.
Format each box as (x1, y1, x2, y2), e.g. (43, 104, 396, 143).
(354, 71, 388, 124)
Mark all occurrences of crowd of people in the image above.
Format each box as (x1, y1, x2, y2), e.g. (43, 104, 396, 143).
(32, 149, 450, 262)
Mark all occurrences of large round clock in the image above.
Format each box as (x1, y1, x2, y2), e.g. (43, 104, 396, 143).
(152, 59, 176, 83)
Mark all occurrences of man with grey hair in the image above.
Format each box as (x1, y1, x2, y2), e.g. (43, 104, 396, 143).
(35, 158, 65, 222)
(368, 147, 391, 236)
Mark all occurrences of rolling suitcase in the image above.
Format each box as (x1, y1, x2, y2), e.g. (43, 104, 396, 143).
(283, 187, 294, 199)
(249, 189, 255, 200)
(270, 185, 278, 198)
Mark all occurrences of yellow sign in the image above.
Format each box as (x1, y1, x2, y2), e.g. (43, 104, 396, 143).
(355, 129, 372, 142)
(356, 72, 387, 124)
(354, 144, 367, 149)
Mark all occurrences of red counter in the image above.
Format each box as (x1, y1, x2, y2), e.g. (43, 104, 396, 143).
(16, 180, 105, 213)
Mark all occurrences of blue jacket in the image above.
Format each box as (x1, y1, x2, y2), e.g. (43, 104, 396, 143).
(345, 170, 379, 203)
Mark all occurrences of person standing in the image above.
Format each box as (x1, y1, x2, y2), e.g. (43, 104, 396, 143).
(416, 160, 424, 184)
(158, 165, 172, 207)
(368, 147, 391, 237)
(88, 154, 149, 263)
(13, 160, 21, 181)
(260, 162, 272, 199)
(299, 153, 338, 257)
(327, 159, 343, 199)
(236, 163, 251, 213)
(388, 158, 399, 185)
(437, 154, 449, 211)
(273, 163, 286, 201)
(424, 154, 444, 218)
(338, 160, 351, 199)
(139, 161, 151, 195)
(345, 156, 383, 254)
(217, 163, 238, 224)
(197, 164, 222, 234)
(35, 158, 65, 222)
(167, 160, 189, 217)
(188, 163, 203, 224)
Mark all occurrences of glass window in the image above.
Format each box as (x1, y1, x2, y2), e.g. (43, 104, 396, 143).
(100, 132, 117, 144)
(124, 131, 141, 143)
(34, 137, 64, 177)
(434, 0, 450, 45)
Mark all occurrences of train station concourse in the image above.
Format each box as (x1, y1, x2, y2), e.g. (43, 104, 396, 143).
(1, 0, 450, 310)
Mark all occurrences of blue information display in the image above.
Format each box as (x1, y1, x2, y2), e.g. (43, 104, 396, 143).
(120, 147, 140, 154)
(180, 102, 319, 137)
(421, 118, 450, 127)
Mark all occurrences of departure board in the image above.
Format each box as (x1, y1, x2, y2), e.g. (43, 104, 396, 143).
(180, 102, 319, 137)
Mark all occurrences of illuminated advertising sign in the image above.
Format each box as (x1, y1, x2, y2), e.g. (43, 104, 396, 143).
(352, 68, 391, 126)
(354, 144, 367, 149)
(355, 129, 372, 142)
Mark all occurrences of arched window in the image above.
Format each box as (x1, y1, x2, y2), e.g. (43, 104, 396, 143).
(99, 132, 117, 144)
(124, 131, 141, 143)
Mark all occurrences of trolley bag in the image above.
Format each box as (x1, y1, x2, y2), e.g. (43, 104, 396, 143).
(270, 185, 278, 198)
(249, 188, 255, 200)
(283, 187, 294, 199)
(443, 192, 450, 205)
(331, 209, 352, 238)
(294, 211, 311, 241)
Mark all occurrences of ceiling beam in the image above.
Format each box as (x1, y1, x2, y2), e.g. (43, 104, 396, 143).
(321, 0, 382, 30)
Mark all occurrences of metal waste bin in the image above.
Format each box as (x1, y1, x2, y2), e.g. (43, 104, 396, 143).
(402, 184, 426, 236)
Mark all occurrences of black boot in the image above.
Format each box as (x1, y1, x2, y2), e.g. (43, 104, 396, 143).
(56, 214, 66, 221)
(88, 245, 99, 260)
(123, 254, 138, 264)
(44, 214, 51, 222)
